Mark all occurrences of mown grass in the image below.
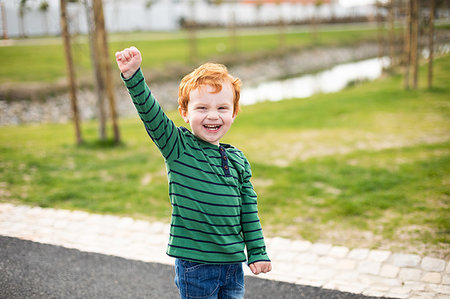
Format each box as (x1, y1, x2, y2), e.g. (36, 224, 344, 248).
(1, 54, 449, 258)
(1, 26, 380, 84)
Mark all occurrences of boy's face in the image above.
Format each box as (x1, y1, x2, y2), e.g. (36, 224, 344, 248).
(179, 82, 236, 146)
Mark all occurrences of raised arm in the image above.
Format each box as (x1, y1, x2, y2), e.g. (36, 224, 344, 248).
(116, 47, 184, 161)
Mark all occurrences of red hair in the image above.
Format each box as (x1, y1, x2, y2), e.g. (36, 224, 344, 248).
(178, 63, 241, 116)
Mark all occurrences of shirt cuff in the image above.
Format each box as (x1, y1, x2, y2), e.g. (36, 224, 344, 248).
(247, 247, 270, 265)
(121, 68, 143, 87)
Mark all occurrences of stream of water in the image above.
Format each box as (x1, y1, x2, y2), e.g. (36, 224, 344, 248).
(240, 57, 391, 106)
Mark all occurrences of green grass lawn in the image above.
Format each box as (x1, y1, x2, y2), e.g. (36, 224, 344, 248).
(1, 54, 449, 258)
(1, 26, 380, 84)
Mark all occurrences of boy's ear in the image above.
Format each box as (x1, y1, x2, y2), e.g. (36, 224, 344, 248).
(178, 106, 189, 123)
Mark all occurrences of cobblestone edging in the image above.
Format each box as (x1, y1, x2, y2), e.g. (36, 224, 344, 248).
(0, 203, 448, 299)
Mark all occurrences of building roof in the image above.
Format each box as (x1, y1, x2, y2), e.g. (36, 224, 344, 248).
(241, 0, 332, 4)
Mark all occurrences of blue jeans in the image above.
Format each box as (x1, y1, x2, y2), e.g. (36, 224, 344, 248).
(174, 259, 245, 299)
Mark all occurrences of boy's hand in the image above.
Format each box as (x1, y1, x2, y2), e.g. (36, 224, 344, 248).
(115, 46, 142, 79)
(249, 261, 272, 275)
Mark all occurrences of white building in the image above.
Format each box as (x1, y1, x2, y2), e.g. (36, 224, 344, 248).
(1, 0, 377, 38)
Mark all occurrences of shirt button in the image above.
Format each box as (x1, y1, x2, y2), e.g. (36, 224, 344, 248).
(223, 156, 227, 160)
(224, 165, 229, 170)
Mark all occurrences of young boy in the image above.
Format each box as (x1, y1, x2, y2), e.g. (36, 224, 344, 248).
(116, 47, 271, 299)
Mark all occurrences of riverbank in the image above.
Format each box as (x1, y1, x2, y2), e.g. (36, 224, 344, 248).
(1, 42, 381, 126)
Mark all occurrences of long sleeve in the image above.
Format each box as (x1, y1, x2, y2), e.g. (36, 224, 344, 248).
(240, 160, 270, 265)
(123, 69, 184, 161)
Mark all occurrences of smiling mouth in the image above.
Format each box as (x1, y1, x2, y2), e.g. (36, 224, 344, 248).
(203, 124, 222, 131)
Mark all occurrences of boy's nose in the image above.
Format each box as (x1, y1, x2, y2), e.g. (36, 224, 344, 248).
(207, 110, 219, 119)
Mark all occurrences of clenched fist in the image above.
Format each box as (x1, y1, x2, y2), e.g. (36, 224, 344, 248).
(249, 261, 272, 275)
(115, 46, 142, 79)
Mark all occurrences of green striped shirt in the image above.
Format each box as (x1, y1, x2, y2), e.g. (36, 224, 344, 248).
(123, 69, 270, 265)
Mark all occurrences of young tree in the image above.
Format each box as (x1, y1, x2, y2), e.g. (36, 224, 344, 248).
(403, 0, 420, 90)
(376, 0, 386, 59)
(19, 0, 28, 38)
(388, 0, 396, 66)
(93, 0, 121, 143)
(39, 1, 50, 36)
(428, 0, 435, 89)
(403, 0, 411, 89)
(0, 1, 7, 39)
(60, 0, 83, 144)
(83, 0, 107, 140)
(410, 0, 419, 89)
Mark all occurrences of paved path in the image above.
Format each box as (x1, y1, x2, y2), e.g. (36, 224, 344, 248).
(0, 203, 448, 299)
(1, 236, 377, 299)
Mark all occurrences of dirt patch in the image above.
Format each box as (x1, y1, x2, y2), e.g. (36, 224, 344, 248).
(242, 127, 449, 167)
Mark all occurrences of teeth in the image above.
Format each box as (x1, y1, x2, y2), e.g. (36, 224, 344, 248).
(204, 125, 220, 129)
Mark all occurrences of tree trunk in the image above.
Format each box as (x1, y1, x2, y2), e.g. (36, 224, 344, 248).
(1, 2, 8, 39)
(376, 1, 384, 58)
(60, 0, 83, 145)
(411, 0, 419, 89)
(85, 0, 107, 140)
(403, 0, 411, 89)
(93, 0, 121, 143)
(388, 0, 395, 66)
(428, 0, 435, 89)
